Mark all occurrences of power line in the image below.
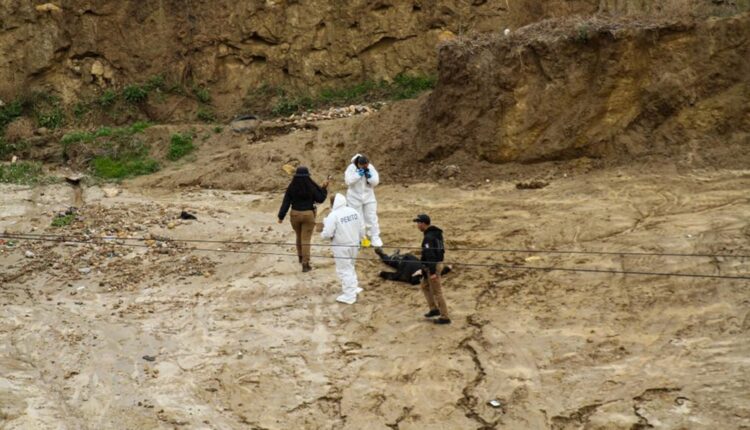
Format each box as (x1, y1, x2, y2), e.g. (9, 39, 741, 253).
(3, 231, 748, 259)
(2, 233, 749, 281)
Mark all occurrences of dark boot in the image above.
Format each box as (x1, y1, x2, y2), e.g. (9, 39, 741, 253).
(302, 263, 311, 272)
(434, 317, 452, 325)
(424, 309, 440, 318)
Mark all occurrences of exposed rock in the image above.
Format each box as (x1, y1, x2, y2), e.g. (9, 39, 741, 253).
(441, 164, 461, 178)
(90, 60, 104, 77)
(35, 3, 62, 13)
(415, 14, 750, 164)
(281, 164, 297, 176)
(2, 0, 743, 111)
(230, 118, 259, 133)
(102, 187, 121, 198)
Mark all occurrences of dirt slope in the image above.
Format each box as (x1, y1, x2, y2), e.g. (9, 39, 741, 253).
(410, 13, 750, 165)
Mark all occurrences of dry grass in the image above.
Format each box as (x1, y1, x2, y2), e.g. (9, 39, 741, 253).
(442, 0, 748, 55)
(3, 117, 34, 142)
(441, 14, 698, 56)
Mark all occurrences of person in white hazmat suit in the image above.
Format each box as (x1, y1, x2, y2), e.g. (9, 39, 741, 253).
(321, 193, 366, 304)
(344, 154, 383, 248)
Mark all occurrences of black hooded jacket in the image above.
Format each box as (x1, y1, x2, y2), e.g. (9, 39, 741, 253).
(420, 226, 445, 275)
(278, 179, 327, 220)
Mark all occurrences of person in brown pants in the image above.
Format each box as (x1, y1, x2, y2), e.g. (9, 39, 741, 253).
(278, 167, 329, 272)
(413, 214, 451, 324)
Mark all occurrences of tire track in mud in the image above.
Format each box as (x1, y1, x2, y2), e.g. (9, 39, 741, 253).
(591, 180, 749, 247)
(555, 180, 750, 285)
(455, 270, 539, 429)
(1, 303, 94, 429)
(457, 316, 500, 430)
(549, 387, 684, 429)
(385, 406, 414, 429)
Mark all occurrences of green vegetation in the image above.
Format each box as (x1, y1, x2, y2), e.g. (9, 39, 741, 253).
(0, 161, 45, 185)
(193, 86, 211, 104)
(1, 92, 66, 148)
(390, 74, 436, 99)
(128, 121, 150, 133)
(97, 90, 118, 107)
(51, 213, 75, 228)
(91, 155, 159, 180)
(0, 138, 28, 159)
(272, 95, 314, 117)
(122, 85, 149, 104)
(574, 24, 590, 43)
(247, 73, 437, 117)
(213, 126, 223, 134)
(73, 102, 90, 119)
(61, 121, 151, 148)
(0, 101, 23, 130)
(196, 107, 216, 123)
(61, 122, 158, 180)
(28, 93, 66, 129)
(0, 102, 24, 159)
(0, 92, 65, 130)
(145, 75, 167, 92)
(78, 75, 178, 118)
(36, 106, 65, 129)
(168, 133, 195, 161)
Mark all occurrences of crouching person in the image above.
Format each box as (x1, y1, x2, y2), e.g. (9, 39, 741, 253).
(321, 193, 365, 304)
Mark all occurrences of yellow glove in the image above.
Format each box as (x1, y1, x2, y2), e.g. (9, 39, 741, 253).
(360, 237, 371, 248)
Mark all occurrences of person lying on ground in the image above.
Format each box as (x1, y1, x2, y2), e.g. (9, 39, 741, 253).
(374, 247, 452, 285)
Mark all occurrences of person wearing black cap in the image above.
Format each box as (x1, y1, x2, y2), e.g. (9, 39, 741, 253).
(278, 166, 330, 272)
(413, 214, 451, 324)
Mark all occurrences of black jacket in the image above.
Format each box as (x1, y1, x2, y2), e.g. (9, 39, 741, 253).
(377, 250, 423, 284)
(377, 249, 453, 284)
(420, 226, 445, 275)
(278, 186, 327, 220)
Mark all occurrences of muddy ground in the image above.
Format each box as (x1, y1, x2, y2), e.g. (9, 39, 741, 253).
(1, 153, 749, 429)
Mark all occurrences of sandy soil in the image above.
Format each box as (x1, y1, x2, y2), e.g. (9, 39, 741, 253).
(1, 158, 749, 429)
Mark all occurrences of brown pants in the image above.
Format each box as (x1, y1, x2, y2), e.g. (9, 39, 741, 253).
(421, 263, 449, 318)
(290, 210, 316, 264)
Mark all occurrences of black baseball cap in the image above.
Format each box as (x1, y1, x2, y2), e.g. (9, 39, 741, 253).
(356, 155, 369, 165)
(412, 214, 431, 224)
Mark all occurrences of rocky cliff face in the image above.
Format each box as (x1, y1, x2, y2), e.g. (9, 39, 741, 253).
(413, 12, 749, 164)
(0, 0, 518, 106)
(1, 0, 746, 111)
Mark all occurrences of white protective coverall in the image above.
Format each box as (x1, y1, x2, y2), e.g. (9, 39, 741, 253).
(344, 154, 382, 247)
(321, 193, 365, 304)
